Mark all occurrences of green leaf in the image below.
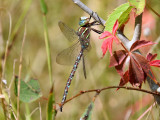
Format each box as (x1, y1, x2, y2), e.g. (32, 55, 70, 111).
(47, 86, 56, 120)
(105, 2, 133, 32)
(14, 77, 42, 103)
(128, 0, 146, 15)
(80, 102, 94, 120)
(118, 6, 132, 28)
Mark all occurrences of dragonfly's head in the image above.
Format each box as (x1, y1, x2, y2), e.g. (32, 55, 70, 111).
(79, 16, 90, 27)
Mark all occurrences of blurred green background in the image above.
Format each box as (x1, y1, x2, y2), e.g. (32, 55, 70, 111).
(0, 0, 160, 119)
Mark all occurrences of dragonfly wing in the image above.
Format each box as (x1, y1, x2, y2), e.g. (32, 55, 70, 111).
(82, 44, 91, 58)
(58, 21, 78, 42)
(56, 42, 81, 65)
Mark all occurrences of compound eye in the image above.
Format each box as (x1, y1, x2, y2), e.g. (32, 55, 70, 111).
(80, 16, 88, 21)
(79, 16, 89, 26)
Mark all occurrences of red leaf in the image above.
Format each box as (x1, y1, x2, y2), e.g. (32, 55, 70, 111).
(112, 20, 119, 35)
(100, 21, 120, 57)
(146, 53, 157, 62)
(115, 58, 127, 77)
(150, 60, 160, 67)
(133, 53, 158, 85)
(130, 40, 155, 52)
(101, 37, 114, 56)
(119, 71, 129, 87)
(109, 50, 127, 67)
(132, 53, 150, 74)
(99, 31, 112, 39)
(109, 50, 128, 76)
(129, 56, 144, 87)
(113, 36, 119, 44)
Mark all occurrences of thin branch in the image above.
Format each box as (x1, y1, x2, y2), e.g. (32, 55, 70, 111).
(59, 86, 160, 109)
(117, 29, 130, 50)
(131, 13, 142, 44)
(72, 0, 105, 25)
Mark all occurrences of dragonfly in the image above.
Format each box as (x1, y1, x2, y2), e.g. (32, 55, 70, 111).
(57, 16, 103, 111)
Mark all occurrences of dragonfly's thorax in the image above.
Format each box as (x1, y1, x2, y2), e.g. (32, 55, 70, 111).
(77, 27, 90, 49)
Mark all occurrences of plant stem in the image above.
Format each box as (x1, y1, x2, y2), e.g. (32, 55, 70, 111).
(42, 16, 53, 85)
(41, 3, 56, 118)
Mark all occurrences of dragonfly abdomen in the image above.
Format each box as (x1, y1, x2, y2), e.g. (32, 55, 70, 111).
(61, 50, 83, 109)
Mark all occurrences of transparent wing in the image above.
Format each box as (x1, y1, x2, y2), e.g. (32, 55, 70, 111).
(56, 41, 81, 65)
(83, 44, 91, 56)
(58, 21, 78, 42)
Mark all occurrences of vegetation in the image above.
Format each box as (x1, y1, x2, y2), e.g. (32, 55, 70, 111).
(0, 0, 160, 120)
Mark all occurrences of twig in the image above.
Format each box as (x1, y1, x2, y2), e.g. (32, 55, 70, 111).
(73, 0, 105, 25)
(131, 13, 142, 44)
(60, 86, 160, 108)
(117, 29, 130, 50)
(17, 22, 27, 120)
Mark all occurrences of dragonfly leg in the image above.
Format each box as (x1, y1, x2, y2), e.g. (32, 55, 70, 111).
(95, 12, 105, 27)
(89, 12, 105, 32)
(88, 13, 105, 33)
(95, 13, 105, 31)
(89, 11, 94, 21)
(91, 28, 103, 34)
(89, 12, 105, 27)
(82, 55, 87, 79)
